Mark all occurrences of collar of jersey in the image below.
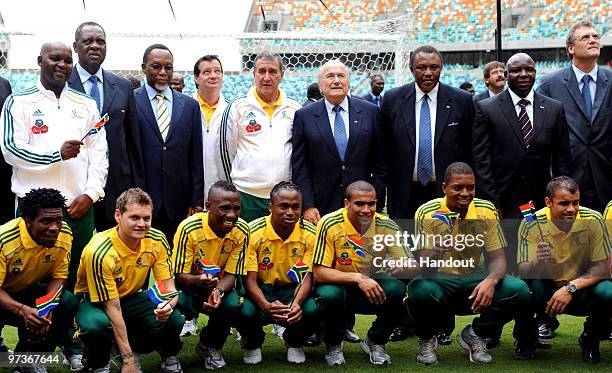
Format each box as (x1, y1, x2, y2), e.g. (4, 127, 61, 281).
(341, 208, 378, 239)
(109, 227, 141, 257)
(542, 207, 587, 236)
(18, 218, 40, 250)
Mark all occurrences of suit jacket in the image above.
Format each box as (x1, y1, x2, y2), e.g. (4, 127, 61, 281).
(472, 89, 572, 217)
(68, 69, 145, 223)
(0, 76, 13, 222)
(381, 82, 474, 218)
(292, 97, 387, 215)
(537, 66, 612, 205)
(473, 90, 491, 103)
(134, 86, 203, 221)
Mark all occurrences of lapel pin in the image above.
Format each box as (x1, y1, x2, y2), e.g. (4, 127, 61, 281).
(540, 106, 544, 109)
(446, 105, 450, 109)
(354, 120, 358, 123)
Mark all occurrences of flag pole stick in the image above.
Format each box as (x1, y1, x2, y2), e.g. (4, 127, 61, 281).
(160, 294, 178, 310)
(288, 282, 303, 308)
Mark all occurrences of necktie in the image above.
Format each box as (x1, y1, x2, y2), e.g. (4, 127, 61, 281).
(518, 99, 533, 147)
(372, 96, 379, 108)
(333, 105, 348, 161)
(417, 94, 433, 185)
(156, 94, 170, 141)
(581, 74, 593, 121)
(88, 75, 101, 113)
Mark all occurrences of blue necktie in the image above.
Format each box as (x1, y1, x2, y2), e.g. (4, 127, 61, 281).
(581, 74, 593, 121)
(333, 105, 348, 161)
(88, 75, 101, 113)
(417, 94, 433, 185)
(372, 96, 379, 107)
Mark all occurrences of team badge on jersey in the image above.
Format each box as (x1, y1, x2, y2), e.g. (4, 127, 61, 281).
(336, 252, 352, 265)
(246, 119, 261, 133)
(258, 256, 274, 270)
(32, 119, 49, 134)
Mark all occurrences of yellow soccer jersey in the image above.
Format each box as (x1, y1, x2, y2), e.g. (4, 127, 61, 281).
(604, 201, 612, 239)
(74, 227, 172, 302)
(246, 215, 315, 287)
(415, 197, 506, 275)
(312, 208, 409, 274)
(517, 206, 610, 283)
(0, 218, 72, 293)
(172, 212, 248, 276)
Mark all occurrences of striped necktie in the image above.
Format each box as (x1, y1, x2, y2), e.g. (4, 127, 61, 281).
(156, 94, 170, 141)
(518, 99, 533, 147)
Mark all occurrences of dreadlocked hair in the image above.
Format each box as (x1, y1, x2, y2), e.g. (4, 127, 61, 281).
(270, 181, 301, 202)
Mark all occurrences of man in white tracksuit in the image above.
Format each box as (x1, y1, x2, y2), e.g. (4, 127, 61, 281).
(220, 52, 301, 221)
(0, 42, 108, 290)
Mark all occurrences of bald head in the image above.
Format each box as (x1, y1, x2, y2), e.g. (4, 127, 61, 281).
(38, 41, 73, 96)
(40, 41, 71, 56)
(506, 53, 536, 98)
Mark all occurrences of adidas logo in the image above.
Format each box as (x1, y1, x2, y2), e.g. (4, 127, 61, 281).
(13, 258, 23, 266)
(262, 247, 272, 255)
(341, 242, 351, 248)
(33, 109, 44, 117)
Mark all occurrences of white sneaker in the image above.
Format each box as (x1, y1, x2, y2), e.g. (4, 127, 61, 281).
(67, 353, 85, 371)
(243, 347, 262, 364)
(180, 318, 198, 337)
(13, 364, 47, 373)
(91, 364, 110, 373)
(325, 342, 345, 365)
(271, 324, 286, 339)
(195, 342, 226, 370)
(287, 346, 306, 364)
(160, 355, 183, 373)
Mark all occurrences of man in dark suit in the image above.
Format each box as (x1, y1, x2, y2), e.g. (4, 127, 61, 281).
(134, 44, 203, 241)
(0, 76, 13, 223)
(361, 74, 385, 108)
(292, 59, 386, 224)
(472, 53, 572, 219)
(381, 45, 474, 219)
(473, 61, 505, 102)
(537, 22, 611, 213)
(69, 22, 145, 231)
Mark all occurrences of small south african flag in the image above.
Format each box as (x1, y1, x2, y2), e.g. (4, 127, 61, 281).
(432, 210, 460, 230)
(287, 260, 309, 283)
(81, 113, 110, 140)
(146, 280, 179, 305)
(36, 285, 63, 317)
(347, 235, 366, 257)
(519, 201, 537, 222)
(195, 259, 221, 275)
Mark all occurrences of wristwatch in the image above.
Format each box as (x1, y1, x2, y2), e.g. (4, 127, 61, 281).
(564, 282, 577, 294)
(213, 287, 225, 298)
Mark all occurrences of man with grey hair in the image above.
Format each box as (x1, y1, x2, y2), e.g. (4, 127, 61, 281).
(292, 59, 386, 224)
(537, 21, 611, 214)
(220, 51, 301, 221)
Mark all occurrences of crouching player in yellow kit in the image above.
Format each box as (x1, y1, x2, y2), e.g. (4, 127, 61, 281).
(518, 177, 611, 363)
(172, 181, 248, 370)
(0, 188, 80, 373)
(313, 180, 410, 366)
(237, 181, 318, 365)
(74, 188, 184, 373)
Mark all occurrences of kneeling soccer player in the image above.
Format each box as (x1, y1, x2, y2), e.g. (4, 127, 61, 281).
(74, 188, 184, 373)
(237, 181, 318, 365)
(0, 188, 80, 373)
(313, 180, 409, 365)
(518, 177, 612, 363)
(173, 181, 248, 370)
(408, 162, 534, 365)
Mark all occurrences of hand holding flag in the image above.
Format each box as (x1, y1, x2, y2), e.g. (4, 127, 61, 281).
(81, 113, 109, 141)
(147, 280, 179, 305)
(36, 285, 63, 318)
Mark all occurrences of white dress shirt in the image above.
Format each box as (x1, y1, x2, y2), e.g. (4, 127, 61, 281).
(508, 88, 535, 125)
(413, 83, 438, 181)
(324, 97, 350, 139)
(572, 64, 598, 105)
(76, 63, 104, 110)
(145, 83, 173, 120)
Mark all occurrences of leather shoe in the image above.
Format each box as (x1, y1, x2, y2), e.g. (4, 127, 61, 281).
(578, 333, 600, 363)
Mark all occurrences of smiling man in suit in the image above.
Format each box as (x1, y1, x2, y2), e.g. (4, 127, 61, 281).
(69, 22, 145, 232)
(381, 45, 474, 219)
(537, 22, 611, 213)
(472, 52, 572, 219)
(292, 59, 386, 225)
(134, 44, 204, 242)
